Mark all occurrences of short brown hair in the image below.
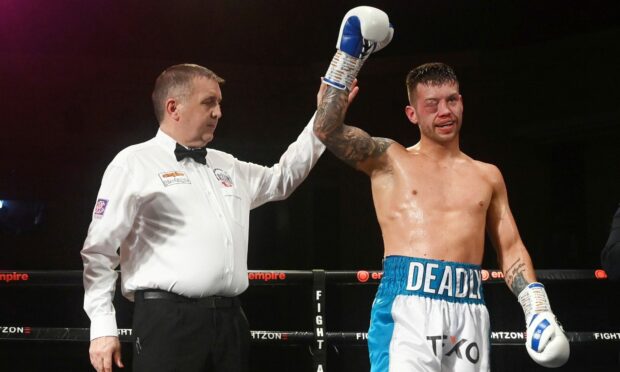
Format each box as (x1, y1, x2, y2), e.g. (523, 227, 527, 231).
(151, 64, 225, 123)
(406, 62, 458, 104)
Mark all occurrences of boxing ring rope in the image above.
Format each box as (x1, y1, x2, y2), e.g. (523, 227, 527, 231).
(1, 269, 619, 371)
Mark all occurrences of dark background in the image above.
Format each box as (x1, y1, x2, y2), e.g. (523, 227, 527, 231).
(1, 0, 619, 371)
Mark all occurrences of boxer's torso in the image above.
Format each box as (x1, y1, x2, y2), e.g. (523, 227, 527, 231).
(371, 143, 496, 264)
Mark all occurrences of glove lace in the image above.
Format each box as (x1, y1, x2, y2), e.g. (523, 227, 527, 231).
(518, 283, 552, 322)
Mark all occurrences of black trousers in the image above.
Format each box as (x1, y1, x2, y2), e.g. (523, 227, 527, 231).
(132, 290, 250, 372)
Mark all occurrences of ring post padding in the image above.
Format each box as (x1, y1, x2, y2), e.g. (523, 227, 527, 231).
(312, 269, 327, 372)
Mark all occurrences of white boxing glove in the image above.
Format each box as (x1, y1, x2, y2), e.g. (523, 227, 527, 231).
(518, 282, 570, 368)
(323, 6, 394, 91)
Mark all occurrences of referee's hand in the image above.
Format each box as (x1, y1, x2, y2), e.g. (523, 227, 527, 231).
(89, 336, 124, 372)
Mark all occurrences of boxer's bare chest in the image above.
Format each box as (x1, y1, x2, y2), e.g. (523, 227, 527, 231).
(373, 153, 493, 221)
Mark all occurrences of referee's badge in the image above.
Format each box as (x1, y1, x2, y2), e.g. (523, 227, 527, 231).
(213, 168, 233, 187)
(158, 170, 191, 187)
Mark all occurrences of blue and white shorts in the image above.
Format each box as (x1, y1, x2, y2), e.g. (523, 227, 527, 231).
(368, 256, 490, 372)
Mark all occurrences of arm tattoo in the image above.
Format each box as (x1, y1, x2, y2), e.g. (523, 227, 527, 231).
(505, 258, 529, 295)
(314, 86, 393, 168)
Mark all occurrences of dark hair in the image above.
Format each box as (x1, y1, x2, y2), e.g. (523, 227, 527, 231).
(406, 62, 459, 103)
(151, 64, 225, 123)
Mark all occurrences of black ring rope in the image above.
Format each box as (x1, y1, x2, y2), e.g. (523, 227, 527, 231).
(1, 268, 617, 371)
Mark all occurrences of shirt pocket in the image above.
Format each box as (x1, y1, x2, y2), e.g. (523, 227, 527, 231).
(220, 187, 244, 225)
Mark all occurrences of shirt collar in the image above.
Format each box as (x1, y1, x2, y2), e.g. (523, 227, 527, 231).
(154, 129, 179, 154)
(155, 129, 211, 165)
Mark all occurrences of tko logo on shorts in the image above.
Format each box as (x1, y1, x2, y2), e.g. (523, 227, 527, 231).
(427, 335, 480, 364)
(406, 262, 483, 301)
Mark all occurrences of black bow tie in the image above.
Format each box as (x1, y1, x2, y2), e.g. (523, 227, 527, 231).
(174, 143, 207, 165)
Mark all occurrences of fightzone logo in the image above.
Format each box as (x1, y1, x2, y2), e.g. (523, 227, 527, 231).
(0, 326, 31, 335)
(594, 333, 620, 340)
(248, 272, 286, 282)
(251, 331, 288, 341)
(491, 332, 525, 340)
(118, 329, 132, 336)
(0, 272, 29, 283)
(426, 335, 480, 364)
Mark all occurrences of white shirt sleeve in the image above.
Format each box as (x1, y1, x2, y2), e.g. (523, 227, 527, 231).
(81, 161, 140, 340)
(242, 113, 326, 209)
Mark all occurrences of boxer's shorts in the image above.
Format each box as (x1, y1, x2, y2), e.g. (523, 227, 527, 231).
(368, 256, 491, 372)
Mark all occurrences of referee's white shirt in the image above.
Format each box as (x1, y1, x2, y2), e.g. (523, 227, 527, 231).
(82, 115, 324, 340)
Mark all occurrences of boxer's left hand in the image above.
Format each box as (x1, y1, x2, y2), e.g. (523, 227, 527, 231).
(518, 283, 570, 368)
(525, 311, 570, 368)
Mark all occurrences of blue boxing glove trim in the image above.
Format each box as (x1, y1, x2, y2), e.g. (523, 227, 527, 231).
(324, 6, 392, 91)
(322, 77, 346, 90)
(530, 318, 551, 352)
(339, 16, 363, 58)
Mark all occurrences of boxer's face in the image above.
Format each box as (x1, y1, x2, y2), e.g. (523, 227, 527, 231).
(177, 77, 222, 146)
(406, 82, 463, 144)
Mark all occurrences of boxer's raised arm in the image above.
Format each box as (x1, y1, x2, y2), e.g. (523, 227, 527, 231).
(314, 84, 393, 174)
(314, 6, 394, 175)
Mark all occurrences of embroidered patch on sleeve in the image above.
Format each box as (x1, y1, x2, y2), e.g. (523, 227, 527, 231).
(94, 199, 109, 218)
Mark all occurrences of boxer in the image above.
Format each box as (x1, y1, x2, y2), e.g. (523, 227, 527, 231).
(314, 7, 569, 371)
